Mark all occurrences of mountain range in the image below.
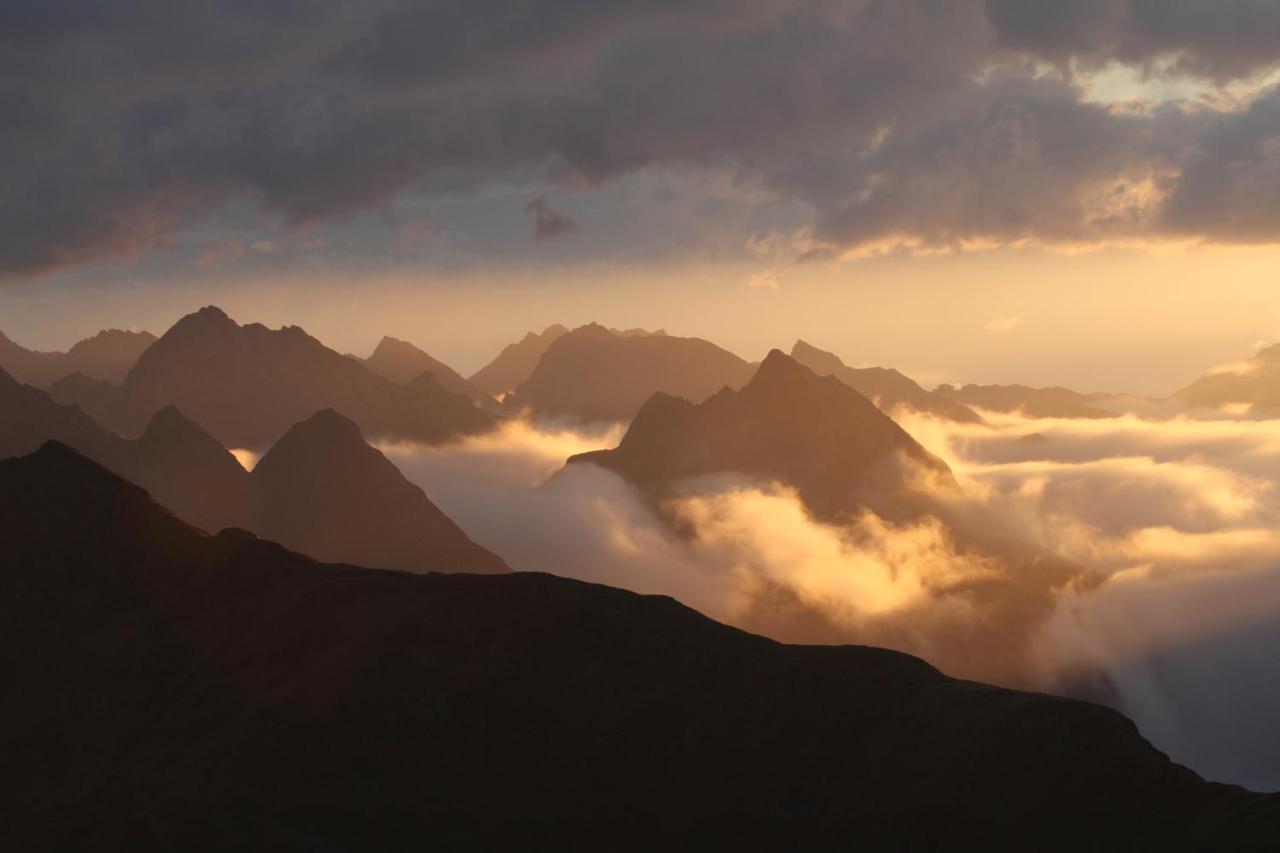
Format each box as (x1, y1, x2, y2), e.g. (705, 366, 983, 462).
(935, 382, 1115, 419)
(467, 323, 569, 396)
(0, 369, 504, 573)
(790, 340, 982, 423)
(2, 440, 1274, 850)
(358, 335, 497, 411)
(0, 327, 156, 387)
(505, 322, 755, 422)
(570, 349, 951, 522)
(50, 307, 496, 448)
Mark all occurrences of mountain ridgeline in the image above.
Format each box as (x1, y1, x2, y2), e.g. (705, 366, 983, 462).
(790, 340, 982, 423)
(0, 371, 504, 574)
(570, 349, 952, 522)
(359, 335, 498, 411)
(468, 323, 569, 396)
(51, 307, 495, 448)
(0, 327, 156, 387)
(1, 441, 1275, 850)
(504, 322, 756, 422)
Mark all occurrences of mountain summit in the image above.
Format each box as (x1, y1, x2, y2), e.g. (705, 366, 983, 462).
(53, 307, 496, 447)
(505, 323, 755, 422)
(361, 336, 496, 410)
(253, 409, 507, 573)
(468, 324, 570, 397)
(571, 349, 950, 521)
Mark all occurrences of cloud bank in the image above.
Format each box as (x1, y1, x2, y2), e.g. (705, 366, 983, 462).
(382, 409, 1280, 790)
(4, 0, 1280, 278)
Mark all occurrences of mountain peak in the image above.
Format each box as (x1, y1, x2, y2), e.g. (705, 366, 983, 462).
(0, 365, 15, 387)
(749, 349, 816, 388)
(274, 408, 366, 449)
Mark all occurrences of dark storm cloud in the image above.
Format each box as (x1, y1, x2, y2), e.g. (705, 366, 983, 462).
(526, 196, 579, 241)
(2, 0, 1280, 279)
(986, 0, 1280, 81)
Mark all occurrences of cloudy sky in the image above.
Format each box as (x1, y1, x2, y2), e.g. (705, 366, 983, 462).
(4, 0, 1280, 392)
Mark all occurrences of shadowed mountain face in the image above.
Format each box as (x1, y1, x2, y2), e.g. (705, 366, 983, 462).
(0, 328, 155, 387)
(791, 340, 982, 423)
(936, 382, 1114, 419)
(253, 410, 508, 574)
(468, 323, 569, 396)
(1173, 344, 1280, 412)
(505, 322, 755, 423)
(571, 350, 951, 522)
(360, 336, 496, 411)
(1, 442, 1276, 850)
(51, 307, 495, 447)
(0, 376, 504, 573)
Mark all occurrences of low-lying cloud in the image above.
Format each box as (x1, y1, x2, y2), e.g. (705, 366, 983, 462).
(382, 410, 1280, 790)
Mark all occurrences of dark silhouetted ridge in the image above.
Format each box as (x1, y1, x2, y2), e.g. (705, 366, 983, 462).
(3, 378, 505, 574)
(0, 442, 1276, 849)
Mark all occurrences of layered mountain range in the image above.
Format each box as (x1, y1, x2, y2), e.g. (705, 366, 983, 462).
(0, 370, 504, 573)
(790, 340, 982, 423)
(50, 307, 495, 448)
(0, 327, 156, 387)
(358, 335, 497, 411)
(468, 323, 569, 396)
(505, 322, 756, 422)
(2, 441, 1274, 850)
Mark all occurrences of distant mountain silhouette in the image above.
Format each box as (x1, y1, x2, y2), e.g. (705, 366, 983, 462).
(468, 324, 569, 396)
(360, 336, 497, 411)
(936, 382, 1113, 419)
(253, 409, 507, 573)
(2, 442, 1276, 849)
(1172, 344, 1280, 413)
(0, 327, 155, 387)
(791, 340, 982, 423)
(1, 375, 504, 573)
(571, 349, 950, 522)
(51, 306, 496, 447)
(505, 322, 755, 422)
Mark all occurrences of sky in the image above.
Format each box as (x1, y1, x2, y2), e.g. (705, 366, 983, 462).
(4, 1, 1280, 393)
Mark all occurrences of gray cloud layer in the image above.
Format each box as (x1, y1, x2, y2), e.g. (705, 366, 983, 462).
(3, 0, 1280, 278)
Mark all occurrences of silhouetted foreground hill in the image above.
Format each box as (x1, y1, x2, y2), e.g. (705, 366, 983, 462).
(0, 327, 155, 387)
(469, 324, 569, 396)
(0, 373, 504, 573)
(791, 340, 982, 423)
(936, 382, 1113, 419)
(51, 307, 495, 447)
(359, 335, 497, 410)
(1, 443, 1276, 850)
(571, 349, 950, 522)
(505, 322, 754, 422)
